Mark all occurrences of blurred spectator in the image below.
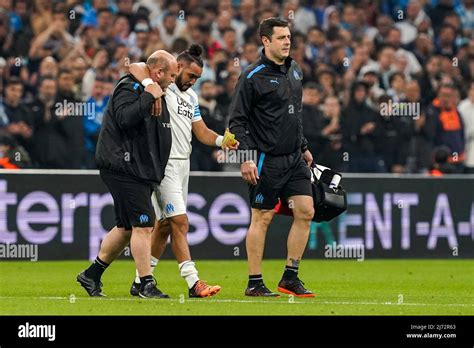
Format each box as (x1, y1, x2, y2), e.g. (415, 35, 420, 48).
(428, 0, 456, 34)
(385, 26, 422, 76)
(412, 33, 435, 66)
(191, 80, 225, 171)
(96, 8, 114, 46)
(0, 130, 31, 169)
(374, 44, 397, 90)
(395, 0, 431, 45)
(387, 71, 407, 102)
(341, 81, 384, 172)
(376, 95, 414, 173)
(217, 71, 239, 120)
(435, 24, 458, 57)
(29, 4, 75, 61)
(370, 14, 393, 47)
(304, 91, 345, 172)
(281, 0, 316, 34)
(403, 79, 431, 173)
(55, 68, 85, 168)
(361, 67, 386, 108)
(429, 145, 457, 175)
(31, 0, 53, 36)
(458, 81, 474, 173)
(82, 49, 109, 99)
(455, 0, 474, 37)
(213, 9, 247, 47)
(28, 72, 85, 168)
(0, 77, 33, 152)
(128, 21, 152, 60)
(116, 0, 137, 29)
(240, 41, 259, 70)
(302, 82, 324, 154)
(305, 26, 329, 65)
(322, 5, 340, 32)
(0, 0, 471, 173)
(426, 83, 465, 171)
(418, 54, 442, 106)
(111, 14, 131, 45)
(83, 77, 109, 168)
(158, 11, 186, 49)
(316, 69, 337, 98)
(221, 27, 239, 56)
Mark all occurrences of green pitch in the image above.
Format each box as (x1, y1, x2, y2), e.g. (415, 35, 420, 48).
(0, 260, 473, 315)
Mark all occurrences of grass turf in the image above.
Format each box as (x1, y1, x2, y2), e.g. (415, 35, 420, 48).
(0, 260, 473, 315)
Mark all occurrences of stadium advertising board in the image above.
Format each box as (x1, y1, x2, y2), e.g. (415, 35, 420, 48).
(0, 172, 472, 260)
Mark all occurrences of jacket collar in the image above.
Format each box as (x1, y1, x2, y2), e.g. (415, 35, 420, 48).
(260, 48, 293, 73)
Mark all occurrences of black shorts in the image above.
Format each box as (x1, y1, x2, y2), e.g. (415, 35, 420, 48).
(249, 150, 312, 210)
(100, 170, 155, 230)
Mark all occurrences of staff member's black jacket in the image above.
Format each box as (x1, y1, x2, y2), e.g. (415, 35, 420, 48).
(229, 50, 308, 157)
(96, 75, 172, 183)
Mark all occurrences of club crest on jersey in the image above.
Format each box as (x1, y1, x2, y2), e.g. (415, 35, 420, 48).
(293, 70, 301, 80)
(255, 193, 264, 204)
(139, 214, 149, 224)
(165, 202, 175, 214)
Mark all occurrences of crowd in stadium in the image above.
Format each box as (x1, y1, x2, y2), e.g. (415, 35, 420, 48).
(0, 0, 472, 173)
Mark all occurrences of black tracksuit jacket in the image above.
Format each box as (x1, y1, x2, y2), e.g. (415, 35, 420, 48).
(95, 75, 171, 184)
(229, 50, 308, 157)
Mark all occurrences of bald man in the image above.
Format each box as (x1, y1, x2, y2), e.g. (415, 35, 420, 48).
(77, 51, 179, 298)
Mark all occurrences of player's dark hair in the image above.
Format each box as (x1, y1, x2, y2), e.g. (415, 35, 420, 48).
(199, 79, 214, 87)
(177, 44, 204, 68)
(6, 76, 23, 87)
(37, 75, 56, 87)
(97, 8, 112, 16)
(259, 17, 289, 42)
(303, 81, 323, 92)
(58, 68, 72, 78)
(437, 82, 456, 93)
(389, 71, 405, 86)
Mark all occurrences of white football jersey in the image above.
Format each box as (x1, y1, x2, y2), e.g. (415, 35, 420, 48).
(164, 83, 202, 159)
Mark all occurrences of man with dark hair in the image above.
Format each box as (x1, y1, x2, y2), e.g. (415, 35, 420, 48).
(341, 81, 384, 173)
(191, 79, 226, 171)
(27, 75, 68, 168)
(0, 77, 33, 153)
(127, 44, 238, 298)
(426, 83, 465, 171)
(229, 17, 316, 297)
(77, 50, 178, 298)
(55, 68, 85, 169)
(83, 77, 109, 168)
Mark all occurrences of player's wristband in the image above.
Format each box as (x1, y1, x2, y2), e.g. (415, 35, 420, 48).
(142, 78, 154, 87)
(215, 135, 223, 147)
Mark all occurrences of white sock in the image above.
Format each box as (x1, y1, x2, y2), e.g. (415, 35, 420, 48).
(135, 256, 159, 283)
(178, 260, 199, 289)
(150, 256, 158, 274)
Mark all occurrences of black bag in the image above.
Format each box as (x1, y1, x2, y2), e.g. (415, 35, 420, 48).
(311, 163, 347, 222)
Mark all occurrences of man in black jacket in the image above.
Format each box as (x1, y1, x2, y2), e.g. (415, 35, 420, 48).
(77, 50, 178, 298)
(229, 18, 315, 298)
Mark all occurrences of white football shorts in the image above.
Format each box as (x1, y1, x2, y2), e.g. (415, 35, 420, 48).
(152, 159, 190, 220)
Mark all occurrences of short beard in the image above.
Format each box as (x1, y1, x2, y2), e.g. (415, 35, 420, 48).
(175, 74, 186, 91)
(39, 94, 54, 104)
